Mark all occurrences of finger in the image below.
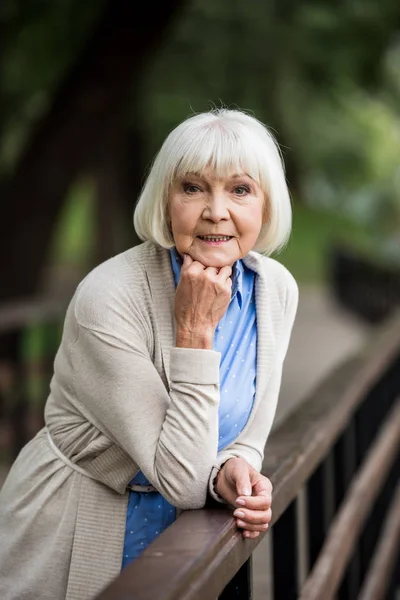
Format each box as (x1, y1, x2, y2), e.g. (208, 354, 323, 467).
(182, 253, 193, 267)
(218, 487, 239, 508)
(252, 477, 273, 497)
(235, 494, 272, 511)
(233, 508, 272, 525)
(235, 475, 272, 507)
(234, 467, 253, 498)
(181, 263, 206, 278)
(216, 265, 233, 279)
(243, 530, 260, 539)
(204, 266, 222, 277)
(212, 472, 237, 507)
(236, 519, 270, 533)
(182, 261, 207, 276)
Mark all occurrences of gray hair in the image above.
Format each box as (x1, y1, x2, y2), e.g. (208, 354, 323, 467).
(134, 108, 292, 255)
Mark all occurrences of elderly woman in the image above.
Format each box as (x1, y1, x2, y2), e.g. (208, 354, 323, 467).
(0, 108, 298, 600)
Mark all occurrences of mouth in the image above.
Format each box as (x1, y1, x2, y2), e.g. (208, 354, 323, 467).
(197, 235, 233, 243)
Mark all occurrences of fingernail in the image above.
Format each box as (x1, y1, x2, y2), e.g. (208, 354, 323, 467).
(235, 498, 246, 506)
(241, 487, 251, 496)
(183, 253, 188, 262)
(237, 520, 246, 527)
(233, 510, 245, 518)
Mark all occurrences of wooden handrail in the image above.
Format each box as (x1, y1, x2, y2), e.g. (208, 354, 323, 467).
(263, 322, 400, 523)
(96, 312, 400, 600)
(357, 483, 400, 600)
(299, 398, 400, 600)
(0, 296, 68, 333)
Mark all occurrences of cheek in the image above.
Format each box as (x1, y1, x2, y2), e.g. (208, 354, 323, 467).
(170, 204, 199, 237)
(238, 206, 264, 236)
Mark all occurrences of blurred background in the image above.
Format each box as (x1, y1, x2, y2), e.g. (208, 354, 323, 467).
(1, 0, 400, 450)
(1, 1, 400, 596)
(1, 0, 400, 293)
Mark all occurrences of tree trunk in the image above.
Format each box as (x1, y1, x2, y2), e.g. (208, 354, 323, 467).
(0, 0, 185, 302)
(92, 117, 143, 266)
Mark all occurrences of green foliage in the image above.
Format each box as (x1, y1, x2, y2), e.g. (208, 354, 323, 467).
(139, 0, 400, 239)
(301, 90, 400, 227)
(0, 0, 105, 176)
(1, 0, 400, 276)
(4, 0, 400, 463)
(274, 203, 372, 283)
(49, 178, 96, 267)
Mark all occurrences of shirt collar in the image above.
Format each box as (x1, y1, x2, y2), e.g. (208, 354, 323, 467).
(169, 248, 243, 309)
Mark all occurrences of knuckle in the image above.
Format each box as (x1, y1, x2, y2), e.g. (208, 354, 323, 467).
(262, 475, 273, 491)
(205, 271, 216, 282)
(186, 269, 197, 281)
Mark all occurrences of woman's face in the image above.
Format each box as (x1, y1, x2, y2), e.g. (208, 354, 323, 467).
(169, 167, 266, 268)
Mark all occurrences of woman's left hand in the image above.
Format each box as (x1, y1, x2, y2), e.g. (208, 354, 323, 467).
(214, 457, 272, 539)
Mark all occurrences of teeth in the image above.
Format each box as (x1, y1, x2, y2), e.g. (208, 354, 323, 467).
(199, 236, 231, 241)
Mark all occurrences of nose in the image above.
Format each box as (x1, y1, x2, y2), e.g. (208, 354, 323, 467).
(202, 193, 230, 222)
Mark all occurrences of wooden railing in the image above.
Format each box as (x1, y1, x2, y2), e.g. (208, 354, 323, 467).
(0, 296, 68, 461)
(0, 299, 399, 599)
(95, 312, 400, 600)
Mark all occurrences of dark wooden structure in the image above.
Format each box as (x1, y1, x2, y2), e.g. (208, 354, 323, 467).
(0, 301, 399, 599)
(95, 311, 400, 600)
(330, 243, 400, 324)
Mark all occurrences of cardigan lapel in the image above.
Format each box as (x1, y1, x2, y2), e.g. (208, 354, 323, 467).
(145, 244, 176, 389)
(242, 252, 276, 428)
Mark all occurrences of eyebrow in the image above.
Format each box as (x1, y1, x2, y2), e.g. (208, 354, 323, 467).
(223, 173, 257, 183)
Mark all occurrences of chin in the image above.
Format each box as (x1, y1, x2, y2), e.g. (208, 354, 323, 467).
(196, 252, 237, 268)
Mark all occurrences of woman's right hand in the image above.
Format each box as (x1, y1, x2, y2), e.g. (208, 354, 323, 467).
(175, 254, 232, 349)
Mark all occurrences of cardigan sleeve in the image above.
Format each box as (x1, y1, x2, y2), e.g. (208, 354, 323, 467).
(64, 284, 221, 510)
(208, 268, 299, 502)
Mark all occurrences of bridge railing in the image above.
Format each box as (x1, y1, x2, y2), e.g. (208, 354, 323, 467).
(0, 298, 399, 599)
(0, 296, 67, 460)
(95, 311, 400, 600)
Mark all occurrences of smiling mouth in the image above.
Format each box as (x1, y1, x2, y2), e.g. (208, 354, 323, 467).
(197, 235, 233, 242)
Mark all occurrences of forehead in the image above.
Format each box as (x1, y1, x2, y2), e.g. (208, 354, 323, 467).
(180, 168, 253, 181)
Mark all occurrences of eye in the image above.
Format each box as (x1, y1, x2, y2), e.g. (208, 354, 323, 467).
(233, 185, 251, 196)
(183, 183, 201, 194)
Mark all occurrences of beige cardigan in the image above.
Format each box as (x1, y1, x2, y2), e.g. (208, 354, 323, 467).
(0, 242, 298, 600)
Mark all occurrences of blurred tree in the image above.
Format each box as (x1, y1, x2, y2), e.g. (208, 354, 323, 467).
(1, 0, 400, 304)
(0, 0, 184, 302)
(140, 0, 400, 207)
